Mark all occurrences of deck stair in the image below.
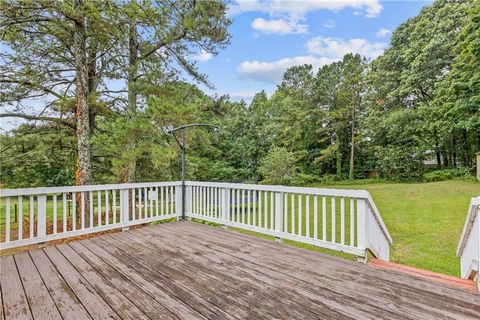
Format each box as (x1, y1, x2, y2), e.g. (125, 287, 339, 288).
(369, 258, 478, 292)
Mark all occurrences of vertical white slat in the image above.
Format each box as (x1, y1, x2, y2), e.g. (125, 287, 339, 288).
(171, 186, 175, 215)
(131, 189, 136, 220)
(37, 195, 47, 238)
(298, 194, 302, 236)
(275, 192, 283, 233)
(72, 192, 76, 231)
(264, 191, 268, 228)
(314, 195, 318, 239)
(270, 192, 274, 230)
(62, 193, 67, 232)
(53, 194, 57, 234)
(160, 187, 164, 216)
(291, 193, 295, 235)
(236, 189, 241, 223)
(106, 190, 110, 225)
(121, 189, 130, 224)
(247, 190, 251, 225)
(18, 196, 23, 240)
(166, 187, 170, 216)
(331, 197, 336, 243)
(81, 192, 85, 229)
(89, 191, 94, 228)
(242, 189, 245, 224)
(138, 188, 143, 219)
(284, 192, 288, 232)
(29, 196, 34, 238)
(322, 196, 327, 241)
(341, 197, 345, 245)
(155, 187, 159, 217)
(97, 191, 102, 226)
(113, 190, 117, 224)
(5, 198, 10, 242)
(357, 199, 366, 250)
(144, 187, 148, 218)
(215, 188, 219, 218)
(306, 195, 310, 238)
(255, 191, 259, 226)
(207, 187, 211, 217)
(192, 187, 195, 214)
(350, 198, 355, 246)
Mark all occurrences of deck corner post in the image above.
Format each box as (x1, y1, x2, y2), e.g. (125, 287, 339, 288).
(185, 185, 192, 218)
(120, 189, 130, 231)
(175, 185, 183, 220)
(357, 198, 367, 257)
(37, 194, 47, 238)
(221, 188, 230, 225)
(274, 192, 284, 243)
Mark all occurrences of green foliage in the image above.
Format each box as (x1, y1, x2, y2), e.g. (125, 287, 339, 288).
(422, 168, 474, 182)
(258, 147, 297, 185)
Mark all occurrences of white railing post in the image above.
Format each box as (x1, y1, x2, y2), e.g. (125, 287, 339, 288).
(221, 188, 230, 225)
(120, 189, 130, 231)
(275, 192, 284, 243)
(37, 195, 47, 239)
(185, 185, 192, 220)
(175, 185, 182, 219)
(357, 198, 367, 262)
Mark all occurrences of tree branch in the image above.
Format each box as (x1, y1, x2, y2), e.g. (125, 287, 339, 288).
(0, 113, 75, 129)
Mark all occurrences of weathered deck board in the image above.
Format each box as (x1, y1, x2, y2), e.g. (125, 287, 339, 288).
(1, 221, 479, 320)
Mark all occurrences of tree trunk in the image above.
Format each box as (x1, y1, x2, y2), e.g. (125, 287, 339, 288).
(336, 135, 342, 178)
(125, 15, 138, 183)
(349, 107, 355, 180)
(73, 0, 92, 186)
(462, 129, 470, 167)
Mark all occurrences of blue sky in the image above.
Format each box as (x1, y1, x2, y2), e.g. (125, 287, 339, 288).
(195, 0, 433, 101)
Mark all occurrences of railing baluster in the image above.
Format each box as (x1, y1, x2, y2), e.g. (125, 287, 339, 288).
(322, 196, 326, 241)
(70, 193, 76, 231)
(298, 194, 302, 236)
(62, 193, 67, 232)
(29, 196, 34, 238)
(37, 195, 46, 238)
(331, 197, 336, 243)
(5, 198, 10, 242)
(314, 195, 318, 239)
(53, 195, 57, 234)
(89, 191, 94, 228)
(270, 192, 274, 230)
(350, 198, 355, 246)
(341, 197, 345, 245)
(113, 190, 117, 223)
(306, 195, 310, 238)
(81, 192, 85, 229)
(291, 193, 295, 235)
(106, 190, 110, 225)
(18, 196, 23, 240)
(98, 191, 102, 226)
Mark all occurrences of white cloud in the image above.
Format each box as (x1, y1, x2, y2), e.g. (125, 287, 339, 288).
(229, 0, 383, 18)
(193, 50, 213, 62)
(306, 36, 386, 59)
(238, 55, 337, 83)
(376, 28, 392, 38)
(252, 17, 307, 35)
(323, 19, 335, 29)
(227, 90, 260, 101)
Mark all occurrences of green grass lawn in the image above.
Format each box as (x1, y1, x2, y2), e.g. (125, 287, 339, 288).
(313, 180, 480, 276)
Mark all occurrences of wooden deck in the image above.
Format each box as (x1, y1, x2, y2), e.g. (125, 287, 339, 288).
(1, 221, 479, 320)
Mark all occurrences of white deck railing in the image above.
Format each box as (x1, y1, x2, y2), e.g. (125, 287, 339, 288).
(185, 181, 392, 261)
(457, 196, 480, 289)
(0, 181, 392, 261)
(0, 182, 182, 250)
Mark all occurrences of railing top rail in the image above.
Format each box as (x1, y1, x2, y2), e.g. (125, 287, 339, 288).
(365, 193, 393, 244)
(456, 196, 480, 257)
(185, 181, 370, 198)
(0, 181, 182, 197)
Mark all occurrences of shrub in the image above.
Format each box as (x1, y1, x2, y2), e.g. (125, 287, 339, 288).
(422, 168, 474, 182)
(259, 147, 297, 185)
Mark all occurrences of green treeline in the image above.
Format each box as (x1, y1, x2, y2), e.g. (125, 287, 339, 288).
(1, 0, 479, 188)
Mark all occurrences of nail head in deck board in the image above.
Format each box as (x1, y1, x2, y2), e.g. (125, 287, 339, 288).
(13, 252, 62, 320)
(0, 255, 33, 320)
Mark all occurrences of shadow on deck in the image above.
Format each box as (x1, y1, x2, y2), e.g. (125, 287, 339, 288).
(1, 221, 479, 319)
